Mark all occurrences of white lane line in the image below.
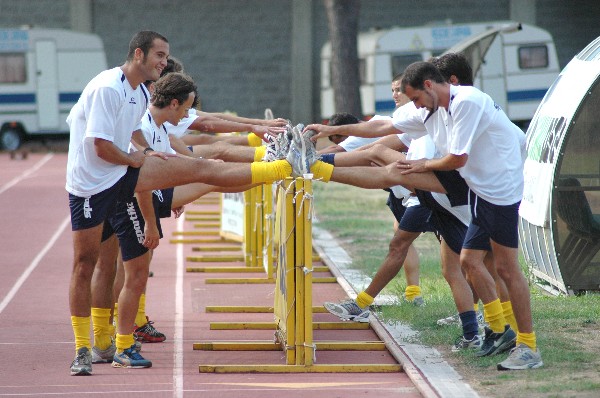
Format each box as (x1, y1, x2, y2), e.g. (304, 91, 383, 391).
(0, 215, 70, 315)
(0, 153, 54, 196)
(173, 215, 184, 398)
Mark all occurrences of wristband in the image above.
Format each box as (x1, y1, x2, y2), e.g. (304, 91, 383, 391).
(143, 147, 154, 155)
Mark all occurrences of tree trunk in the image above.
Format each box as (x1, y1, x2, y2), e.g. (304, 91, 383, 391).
(324, 0, 362, 118)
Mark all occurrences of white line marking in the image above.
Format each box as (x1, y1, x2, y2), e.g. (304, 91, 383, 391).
(0, 215, 70, 315)
(173, 215, 184, 398)
(0, 153, 54, 196)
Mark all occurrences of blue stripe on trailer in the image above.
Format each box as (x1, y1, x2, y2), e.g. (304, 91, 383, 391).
(507, 89, 548, 102)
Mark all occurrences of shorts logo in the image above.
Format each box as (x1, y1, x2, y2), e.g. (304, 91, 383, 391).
(129, 97, 137, 104)
(126, 202, 145, 244)
(83, 198, 93, 218)
(153, 190, 164, 202)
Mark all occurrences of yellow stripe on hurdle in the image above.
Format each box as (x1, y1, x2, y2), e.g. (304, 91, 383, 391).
(204, 306, 328, 313)
(199, 364, 402, 373)
(186, 267, 264, 273)
(209, 322, 370, 330)
(193, 341, 387, 351)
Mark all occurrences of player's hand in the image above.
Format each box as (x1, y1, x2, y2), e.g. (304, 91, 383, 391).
(172, 206, 185, 218)
(143, 225, 160, 249)
(129, 150, 146, 168)
(146, 150, 177, 160)
(304, 124, 332, 142)
(397, 158, 428, 174)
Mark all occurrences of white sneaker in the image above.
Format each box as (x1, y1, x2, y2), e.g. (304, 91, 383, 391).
(91, 342, 116, 363)
(323, 299, 370, 323)
(285, 125, 319, 177)
(497, 344, 543, 370)
(451, 334, 482, 352)
(437, 312, 460, 326)
(263, 124, 293, 161)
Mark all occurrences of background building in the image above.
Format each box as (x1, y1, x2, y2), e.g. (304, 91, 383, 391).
(0, 0, 599, 123)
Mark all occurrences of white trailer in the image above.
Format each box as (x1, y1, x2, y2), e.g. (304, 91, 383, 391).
(320, 21, 560, 127)
(0, 27, 107, 149)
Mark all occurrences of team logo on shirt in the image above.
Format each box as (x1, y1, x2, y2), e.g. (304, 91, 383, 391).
(129, 97, 137, 104)
(83, 197, 93, 218)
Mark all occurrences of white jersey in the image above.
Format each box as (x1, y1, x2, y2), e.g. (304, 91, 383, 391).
(390, 135, 436, 207)
(131, 109, 176, 155)
(446, 85, 525, 205)
(65, 67, 149, 197)
(165, 108, 199, 138)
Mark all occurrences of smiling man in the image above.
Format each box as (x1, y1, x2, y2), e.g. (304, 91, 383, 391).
(66, 30, 170, 376)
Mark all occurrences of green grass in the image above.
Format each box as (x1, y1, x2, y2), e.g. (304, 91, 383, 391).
(313, 182, 600, 398)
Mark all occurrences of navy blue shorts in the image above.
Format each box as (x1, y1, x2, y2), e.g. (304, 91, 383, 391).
(433, 170, 469, 207)
(416, 190, 491, 254)
(400, 204, 436, 233)
(465, 191, 520, 248)
(69, 167, 140, 231)
(103, 188, 174, 261)
(386, 192, 406, 223)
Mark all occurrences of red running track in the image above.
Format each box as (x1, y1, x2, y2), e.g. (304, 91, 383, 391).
(0, 152, 423, 398)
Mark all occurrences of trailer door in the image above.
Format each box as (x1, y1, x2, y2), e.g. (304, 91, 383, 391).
(35, 40, 59, 130)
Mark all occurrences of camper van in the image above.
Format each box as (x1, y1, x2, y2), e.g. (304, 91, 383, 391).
(0, 27, 107, 150)
(320, 21, 560, 127)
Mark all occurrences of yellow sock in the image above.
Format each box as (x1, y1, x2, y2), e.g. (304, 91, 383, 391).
(247, 133, 262, 147)
(473, 303, 479, 312)
(517, 331, 536, 351)
(483, 299, 507, 333)
(254, 146, 266, 161)
(115, 333, 135, 352)
(135, 294, 147, 327)
(404, 285, 421, 301)
(501, 301, 519, 333)
(71, 316, 91, 352)
(250, 159, 292, 184)
(310, 160, 333, 182)
(356, 291, 374, 309)
(91, 307, 113, 350)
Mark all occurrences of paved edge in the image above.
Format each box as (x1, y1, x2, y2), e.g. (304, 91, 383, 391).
(312, 226, 480, 398)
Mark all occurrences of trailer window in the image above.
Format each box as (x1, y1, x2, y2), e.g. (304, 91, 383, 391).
(519, 45, 549, 69)
(391, 54, 422, 78)
(0, 54, 26, 83)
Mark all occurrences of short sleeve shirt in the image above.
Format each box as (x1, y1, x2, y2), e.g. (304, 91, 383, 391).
(165, 108, 199, 138)
(65, 67, 149, 197)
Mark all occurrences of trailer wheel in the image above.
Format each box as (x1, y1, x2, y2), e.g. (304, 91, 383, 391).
(0, 128, 23, 151)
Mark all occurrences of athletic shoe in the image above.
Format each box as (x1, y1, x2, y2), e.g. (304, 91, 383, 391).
(323, 299, 370, 323)
(497, 344, 543, 370)
(70, 347, 92, 376)
(112, 344, 152, 368)
(476, 325, 517, 357)
(263, 125, 293, 162)
(437, 312, 460, 326)
(134, 340, 142, 352)
(285, 125, 319, 177)
(134, 316, 166, 343)
(451, 334, 482, 352)
(91, 342, 116, 364)
(402, 293, 425, 307)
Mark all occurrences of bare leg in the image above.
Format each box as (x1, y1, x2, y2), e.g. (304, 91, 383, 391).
(333, 144, 406, 167)
(403, 244, 420, 287)
(192, 141, 257, 162)
(329, 162, 446, 193)
(364, 229, 421, 297)
(136, 156, 256, 192)
(116, 252, 151, 337)
(440, 241, 474, 313)
(91, 234, 118, 310)
(460, 248, 498, 304)
(70, 225, 103, 318)
(491, 241, 533, 334)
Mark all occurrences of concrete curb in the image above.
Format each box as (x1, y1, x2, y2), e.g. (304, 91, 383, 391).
(312, 226, 480, 398)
